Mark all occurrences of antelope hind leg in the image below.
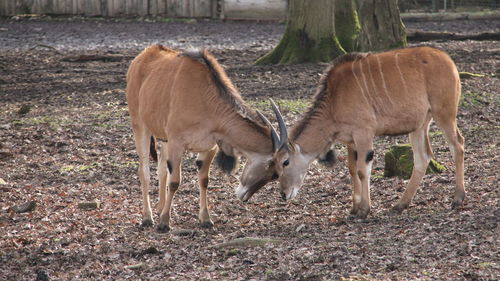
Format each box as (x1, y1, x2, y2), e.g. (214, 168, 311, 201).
(392, 127, 432, 214)
(157, 142, 183, 232)
(197, 148, 217, 228)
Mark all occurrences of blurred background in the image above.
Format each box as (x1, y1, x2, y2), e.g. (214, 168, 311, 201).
(1, 0, 498, 20)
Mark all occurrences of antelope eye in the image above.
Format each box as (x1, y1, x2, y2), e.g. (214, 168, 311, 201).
(283, 159, 290, 167)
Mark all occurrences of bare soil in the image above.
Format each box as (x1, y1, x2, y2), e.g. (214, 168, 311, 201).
(0, 18, 498, 280)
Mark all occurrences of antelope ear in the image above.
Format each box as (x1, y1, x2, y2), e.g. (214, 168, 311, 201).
(318, 149, 337, 167)
(293, 143, 301, 153)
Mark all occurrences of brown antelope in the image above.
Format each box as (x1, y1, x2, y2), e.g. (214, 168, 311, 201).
(126, 45, 282, 231)
(265, 46, 465, 218)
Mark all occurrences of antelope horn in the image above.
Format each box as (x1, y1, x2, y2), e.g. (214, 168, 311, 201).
(256, 110, 280, 151)
(269, 99, 289, 151)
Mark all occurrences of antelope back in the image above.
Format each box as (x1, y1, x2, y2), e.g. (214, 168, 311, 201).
(325, 46, 460, 136)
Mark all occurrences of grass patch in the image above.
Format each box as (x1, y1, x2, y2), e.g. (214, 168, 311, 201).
(60, 161, 138, 175)
(429, 131, 443, 138)
(91, 107, 129, 129)
(459, 91, 489, 109)
(12, 116, 73, 129)
(478, 262, 494, 268)
(59, 162, 101, 174)
(115, 161, 139, 169)
(250, 99, 309, 114)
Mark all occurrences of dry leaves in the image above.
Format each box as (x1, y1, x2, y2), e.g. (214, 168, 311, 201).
(0, 19, 498, 280)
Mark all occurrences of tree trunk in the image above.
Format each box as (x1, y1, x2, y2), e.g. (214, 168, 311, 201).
(356, 0, 407, 52)
(335, 0, 360, 53)
(256, 0, 345, 65)
(256, 0, 406, 65)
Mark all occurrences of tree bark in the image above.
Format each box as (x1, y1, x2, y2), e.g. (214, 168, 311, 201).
(356, 0, 407, 52)
(335, 0, 360, 53)
(256, 0, 345, 64)
(256, 0, 406, 65)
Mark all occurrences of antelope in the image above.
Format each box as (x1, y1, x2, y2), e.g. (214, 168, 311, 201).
(126, 45, 282, 231)
(266, 46, 465, 218)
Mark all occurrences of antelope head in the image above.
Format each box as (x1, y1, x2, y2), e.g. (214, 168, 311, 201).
(236, 99, 333, 202)
(265, 100, 308, 201)
(236, 152, 278, 202)
(234, 101, 286, 202)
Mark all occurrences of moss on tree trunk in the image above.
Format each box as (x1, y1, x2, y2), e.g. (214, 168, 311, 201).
(384, 144, 446, 179)
(335, 0, 360, 52)
(257, 0, 406, 65)
(256, 0, 347, 65)
(356, 0, 407, 51)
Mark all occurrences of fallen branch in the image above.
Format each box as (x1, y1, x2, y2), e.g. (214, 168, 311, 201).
(78, 201, 100, 210)
(407, 30, 500, 42)
(459, 72, 486, 79)
(209, 237, 282, 249)
(10, 201, 36, 213)
(29, 44, 61, 54)
(171, 229, 197, 236)
(62, 54, 124, 62)
(402, 11, 500, 22)
(125, 263, 146, 270)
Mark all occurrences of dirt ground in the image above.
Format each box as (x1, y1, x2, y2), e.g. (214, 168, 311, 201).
(0, 17, 498, 280)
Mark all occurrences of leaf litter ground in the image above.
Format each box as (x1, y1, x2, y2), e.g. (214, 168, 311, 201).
(0, 18, 498, 280)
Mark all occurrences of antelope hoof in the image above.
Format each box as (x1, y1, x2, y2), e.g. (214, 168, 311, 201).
(199, 220, 214, 228)
(347, 208, 359, 219)
(348, 206, 369, 220)
(141, 218, 154, 227)
(391, 202, 409, 215)
(451, 200, 463, 209)
(451, 192, 465, 209)
(356, 207, 370, 219)
(157, 223, 171, 233)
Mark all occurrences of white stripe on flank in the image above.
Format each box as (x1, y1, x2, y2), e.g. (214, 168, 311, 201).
(367, 57, 377, 94)
(358, 58, 371, 98)
(171, 57, 185, 94)
(351, 59, 370, 105)
(395, 53, 409, 95)
(365, 57, 383, 113)
(375, 55, 391, 102)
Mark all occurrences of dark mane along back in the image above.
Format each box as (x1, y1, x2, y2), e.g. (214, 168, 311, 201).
(179, 48, 269, 172)
(179, 49, 240, 105)
(179, 48, 268, 134)
(291, 52, 368, 141)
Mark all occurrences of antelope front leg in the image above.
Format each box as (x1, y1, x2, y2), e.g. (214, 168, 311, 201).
(347, 145, 362, 216)
(352, 136, 374, 219)
(196, 147, 217, 228)
(157, 143, 183, 232)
